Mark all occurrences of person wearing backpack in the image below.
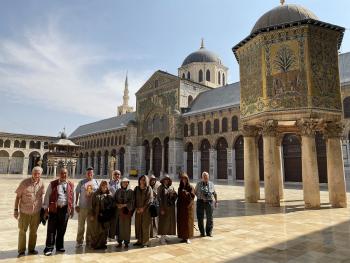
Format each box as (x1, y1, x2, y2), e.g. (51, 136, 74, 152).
(75, 167, 99, 248)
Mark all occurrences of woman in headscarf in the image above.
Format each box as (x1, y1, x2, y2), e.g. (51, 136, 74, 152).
(134, 175, 153, 247)
(149, 175, 160, 238)
(115, 177, 134, 248)
(177, 172, 195, 244)
(90, 180, 115, 250)
(157, 174, 178, 245)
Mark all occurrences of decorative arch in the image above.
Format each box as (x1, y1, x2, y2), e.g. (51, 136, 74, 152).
(218, 71, 221, 84)
(14, 140, 20, 148)
(4, 140, 11, 148)
(205, 120, 211, 135)
(119, 148, 125, 175)
(214, 119, 220, 133)
(10, 151, 24, 174)
(199, 69, 203, 82)
(186, 142, 194, 179)
(206, 69, 210, 81)
(187, 71, 190, 80)
(234, 136, 244, 180)
(232, 116, 239, 131)
(217, 137, 228, 179)
(0, 150, 9, 174)
(28, 151, 41, 175)
(152, 138, 162, 177)
(200, 139, 211, 175)
(182, 73, 185, 79)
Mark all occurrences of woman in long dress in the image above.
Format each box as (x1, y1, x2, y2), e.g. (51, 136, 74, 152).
(115, 177, 134, 248)
(134, 175, 153, 247)
(90, 181, 115, 250)
(177, 172, 195, 244)
(157, 174, 178, 245)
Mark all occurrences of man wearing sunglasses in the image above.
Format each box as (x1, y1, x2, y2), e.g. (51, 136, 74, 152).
(43, 168, 74, 256)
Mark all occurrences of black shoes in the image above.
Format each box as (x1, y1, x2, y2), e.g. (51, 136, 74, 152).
(17, 252, 25, 258)
(28, 250, 39, 255)
(57, 248, 65, 253)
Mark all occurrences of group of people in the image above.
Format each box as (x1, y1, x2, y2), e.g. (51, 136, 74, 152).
(13, 166, 218, 257)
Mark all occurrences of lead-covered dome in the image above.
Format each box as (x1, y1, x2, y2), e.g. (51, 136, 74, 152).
(182, 40, 222, 66)
(251, 4, 318, 33)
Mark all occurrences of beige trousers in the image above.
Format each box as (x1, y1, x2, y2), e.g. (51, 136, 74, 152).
(18, 212, 40, 253)
(76, 208, 92, 245)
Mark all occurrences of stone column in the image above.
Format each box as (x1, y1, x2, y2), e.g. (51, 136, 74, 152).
(53, 165, 57, 178)
(297, 119, 320, 209)
(22, 157, 29, 176)
(210, 149, 216, 179)
(324, 122, 347, 208)
(243, 125, 260, 203)
(194, 150, 200, 181)
(161, 146, 165, 173)
(100, 156, 105, 177)
(72, 164, 76, 179)
(227, 148, 233, 183)
(276, 141, 284, 200)
(262, 120, 280, 207)
(232, 149, 236, 182)
(149, 147, 153, 174)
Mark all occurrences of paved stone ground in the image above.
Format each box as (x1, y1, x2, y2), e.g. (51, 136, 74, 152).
(1, 175, 350, 262)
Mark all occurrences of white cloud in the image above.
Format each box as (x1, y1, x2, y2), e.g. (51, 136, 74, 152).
(0, 19, 151, 118)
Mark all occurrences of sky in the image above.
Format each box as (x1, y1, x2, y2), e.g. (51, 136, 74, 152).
(0, 0, 349, 136)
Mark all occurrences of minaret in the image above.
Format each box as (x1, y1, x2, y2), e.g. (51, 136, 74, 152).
(117, 72, 134, 116)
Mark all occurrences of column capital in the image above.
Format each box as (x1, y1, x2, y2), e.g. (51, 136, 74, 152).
(324, 121, 344, 139)
(242, 125, 259, 137)
(261, 120, 278, 137)
(296, 118, 321, 137)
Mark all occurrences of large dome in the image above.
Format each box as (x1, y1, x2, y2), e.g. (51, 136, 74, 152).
(182, 40, 222, 66)
(251, 4, 318, 33)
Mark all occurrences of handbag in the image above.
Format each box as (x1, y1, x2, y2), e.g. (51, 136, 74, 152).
(149, 202, 159, 218)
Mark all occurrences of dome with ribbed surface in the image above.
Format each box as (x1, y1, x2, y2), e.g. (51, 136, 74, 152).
(251, 4, 318, 33)
(182, 40, 222, 66)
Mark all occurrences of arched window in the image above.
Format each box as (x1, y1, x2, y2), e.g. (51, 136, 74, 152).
(4, 140, 10, 148)
(182, 73, 185, 79)
(29, 141, 35, 149)
(206, 70, 210, 81)
(184, 124, 188, 137)
(232, 116, 239, 131)
(198, 122, 203, 136)
(115, 136, 118, 145)
(190, 123, 195, 136)
(222, 117, 228, 132)
(344, 97, 350, 118)
(199, 70, 203, 82)
(222, 73, 225, 85)
(14, 140, 20, 148)
(188, 95, 193, 106)
(119, 136, 122, 145)
(0, 139, 3, 147)
(20, 140, 26, 148)
(205, 121, 211, 135)
(103, 138, 107, 147)
(218, 72, 221, 85)
(187, 72, 190, 80)
(44, 142, 48, 149)
(214, 119, 219, 133)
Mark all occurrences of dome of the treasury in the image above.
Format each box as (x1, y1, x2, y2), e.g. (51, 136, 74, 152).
(182, 40, 222, 67)
(251, 3, 319, 33)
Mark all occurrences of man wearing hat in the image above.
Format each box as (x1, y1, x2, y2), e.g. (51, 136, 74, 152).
(75, 167, 99, 248)
(157, 174, 178, 245)
(115, 177, 134, 248)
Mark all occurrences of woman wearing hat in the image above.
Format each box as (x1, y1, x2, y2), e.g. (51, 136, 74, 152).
(177, 172, 195, 244)
(115, 177, 134, 248)
(157, 174, 178, 245)
(134, 175, 153, 247)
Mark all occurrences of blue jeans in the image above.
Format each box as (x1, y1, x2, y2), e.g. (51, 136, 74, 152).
(196, 200, 213, 236)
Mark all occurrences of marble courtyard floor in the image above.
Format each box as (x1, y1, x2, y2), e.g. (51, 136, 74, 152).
(1, 176, 350, 262)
